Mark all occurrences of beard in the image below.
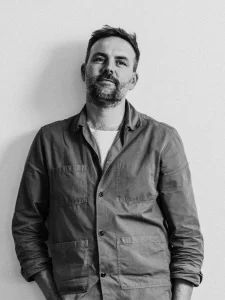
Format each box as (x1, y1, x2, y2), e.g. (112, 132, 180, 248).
(85, 72, 131, 108)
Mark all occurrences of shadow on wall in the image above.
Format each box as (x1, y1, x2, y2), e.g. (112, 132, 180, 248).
(1, 41, 87, 298)
(1, 132, 37, 283)
(31, 41, 87, 123)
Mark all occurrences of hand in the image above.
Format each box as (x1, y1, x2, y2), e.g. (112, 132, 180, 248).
(46, 294, 63, 300)
(34, 269, 62, 300)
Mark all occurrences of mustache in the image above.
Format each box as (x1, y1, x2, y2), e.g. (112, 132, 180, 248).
(96, 72, 119, 86)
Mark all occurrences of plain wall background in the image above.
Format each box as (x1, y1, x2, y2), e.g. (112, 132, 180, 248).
(0, 1, 224, 299)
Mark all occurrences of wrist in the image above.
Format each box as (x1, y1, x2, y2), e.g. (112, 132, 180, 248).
(46, 295, 62, 300)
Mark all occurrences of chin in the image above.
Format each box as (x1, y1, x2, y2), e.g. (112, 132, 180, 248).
(96, 85, 115, 94)
(87, 85, 126, 108)
(92, 96, 122, 108)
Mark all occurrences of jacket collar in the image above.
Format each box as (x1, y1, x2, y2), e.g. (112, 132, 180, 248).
(73, 100, 142, 132)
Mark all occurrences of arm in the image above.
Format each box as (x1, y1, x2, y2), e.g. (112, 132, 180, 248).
(12, 129, 58, 295)
(172, 279, 193, 300)
(158, 128, 204, 289)
(34, 270, 62, 300)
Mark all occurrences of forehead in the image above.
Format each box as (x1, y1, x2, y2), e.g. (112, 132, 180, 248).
(89, 36, 136, 60)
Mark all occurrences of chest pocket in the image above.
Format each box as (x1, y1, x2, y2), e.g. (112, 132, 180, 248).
(115, 162, 158, 203)
(50, 164, 87, 206)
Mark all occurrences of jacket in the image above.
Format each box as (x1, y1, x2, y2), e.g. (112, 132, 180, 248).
(12, 100, 204, 300)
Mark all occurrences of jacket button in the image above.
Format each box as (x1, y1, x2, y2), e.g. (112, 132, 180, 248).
(99, 230, 105, 236)
(100, 272, 106, 278)
(99, 192, 103, 197)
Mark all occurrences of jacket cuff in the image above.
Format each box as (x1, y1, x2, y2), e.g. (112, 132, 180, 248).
(21, 257, 52, 282)
(171, 271, 203, 287)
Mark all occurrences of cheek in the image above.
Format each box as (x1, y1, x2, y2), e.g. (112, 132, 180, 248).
(116, 68, 134, 81)
(118, 74, 133, 85)
(86, 64, 101, 78)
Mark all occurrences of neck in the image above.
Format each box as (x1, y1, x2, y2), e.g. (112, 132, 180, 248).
(86, 99, 126, 131)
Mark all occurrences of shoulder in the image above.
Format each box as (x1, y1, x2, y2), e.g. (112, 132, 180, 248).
(139, 111, 176, 136)
(33, 114, 79, 148)
(39, 114, 78, 138)
(42, 115, 76, 132)
(137, 112, 185, 154)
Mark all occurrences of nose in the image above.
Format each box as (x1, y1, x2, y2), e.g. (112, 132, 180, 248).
(102, 58, 115, 74)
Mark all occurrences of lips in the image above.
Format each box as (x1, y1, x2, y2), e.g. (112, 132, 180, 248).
(98, 78, 115, 83)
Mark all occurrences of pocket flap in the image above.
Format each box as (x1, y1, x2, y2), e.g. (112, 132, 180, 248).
(117, 235, 163, 245)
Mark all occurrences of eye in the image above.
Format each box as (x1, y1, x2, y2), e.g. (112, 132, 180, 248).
(116, 60, 127, 66)
(93, 57, 104, 63)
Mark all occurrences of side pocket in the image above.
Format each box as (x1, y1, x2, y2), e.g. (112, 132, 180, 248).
(51, 239, 89, 294)
(117, 236, 170, 289)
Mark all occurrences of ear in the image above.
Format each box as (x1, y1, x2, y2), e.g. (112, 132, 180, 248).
(128, 72, 138, 91)
(81, 63, 86, 82)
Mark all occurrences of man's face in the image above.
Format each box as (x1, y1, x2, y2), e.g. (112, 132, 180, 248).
(82, 36, 138, 108)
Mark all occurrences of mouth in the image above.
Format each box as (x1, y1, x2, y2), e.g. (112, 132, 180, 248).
(98, 78, 115, 84)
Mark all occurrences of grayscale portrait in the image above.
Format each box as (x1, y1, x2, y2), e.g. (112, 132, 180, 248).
(1, 2, 224, 300)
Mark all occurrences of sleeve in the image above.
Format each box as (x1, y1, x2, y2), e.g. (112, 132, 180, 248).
(158, 128, 204, 287)
(12, 128, 52, 282)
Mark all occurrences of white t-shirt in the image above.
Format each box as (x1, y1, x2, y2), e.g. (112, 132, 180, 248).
(89, 127, 118, 168)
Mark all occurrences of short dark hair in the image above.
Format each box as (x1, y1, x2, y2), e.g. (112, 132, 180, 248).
(85, 25, 140, 71)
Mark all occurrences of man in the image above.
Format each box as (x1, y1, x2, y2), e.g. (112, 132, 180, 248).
(12, 25, 204, 300)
